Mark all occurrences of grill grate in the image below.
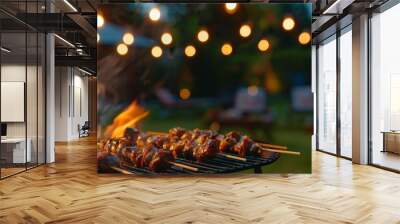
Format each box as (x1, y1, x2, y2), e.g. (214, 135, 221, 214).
(118, 152, 280, 175)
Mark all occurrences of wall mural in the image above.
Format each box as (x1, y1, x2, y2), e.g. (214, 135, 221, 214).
(97, 3, 312, 175)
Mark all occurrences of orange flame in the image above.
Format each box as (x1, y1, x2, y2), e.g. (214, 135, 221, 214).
(104, 101, 149, 138)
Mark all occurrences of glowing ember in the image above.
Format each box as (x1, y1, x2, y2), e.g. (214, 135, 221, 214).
(104, 101, 149, 138)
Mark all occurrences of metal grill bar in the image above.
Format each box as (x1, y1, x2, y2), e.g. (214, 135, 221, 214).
(116, 152, 280, 175)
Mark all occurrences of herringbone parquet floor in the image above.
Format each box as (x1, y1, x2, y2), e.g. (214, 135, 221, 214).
(1, 136, 400, 224)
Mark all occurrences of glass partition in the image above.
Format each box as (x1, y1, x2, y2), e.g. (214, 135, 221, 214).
(317, 36, 337, 154)
(0, 27, 28, 178)
(0, 1, 46, 179)
(27, 30, 38, 169)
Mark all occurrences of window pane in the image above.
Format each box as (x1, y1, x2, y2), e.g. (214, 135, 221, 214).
(317, 37, 337, 154)
(340, 29, 352, 158)
(371, 4, 400, 171)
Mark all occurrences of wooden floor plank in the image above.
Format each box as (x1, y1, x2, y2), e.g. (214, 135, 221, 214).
(0, 136, 399, 223)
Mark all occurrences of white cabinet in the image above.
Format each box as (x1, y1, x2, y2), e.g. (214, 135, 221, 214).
(1, 138, 32, 163)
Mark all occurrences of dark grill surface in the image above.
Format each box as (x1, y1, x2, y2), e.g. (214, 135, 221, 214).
(118, 152, 280, 175)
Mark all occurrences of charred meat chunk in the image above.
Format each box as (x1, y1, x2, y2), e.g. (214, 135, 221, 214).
(226, 131, 241, 141)
(142, 145, 158, 167)
(124, 128, 140, 146)
(149, 150, 174, 172)
(146, 136, 168, 149)
(169, 142, 185, 159)
(219, 137, 238, 153)
(233, 136, 254, 157)
(168, 127, 187, 139)
(136, 133, 149, 148)
(195, 139, 219, 162)
(183, 140, 196, 160)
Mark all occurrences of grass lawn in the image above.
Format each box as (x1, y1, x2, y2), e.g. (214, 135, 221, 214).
(141, 107, 311, 174)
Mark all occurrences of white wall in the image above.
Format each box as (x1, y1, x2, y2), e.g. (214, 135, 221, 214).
(55, 67, 69, 141)
(1, 65, 26, 139)
(1, 65, 41, 137)
(55, 67, 89, 141)
(1, 64, 45, 163)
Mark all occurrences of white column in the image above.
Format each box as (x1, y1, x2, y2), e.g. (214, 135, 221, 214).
(352, 14, 369, 164)
(45, 1, 55, 163)
(46, 33, 55, 163)
(55, 67, 73, 141)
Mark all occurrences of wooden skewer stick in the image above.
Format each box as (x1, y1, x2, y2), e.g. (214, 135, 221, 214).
(219, 153, 247, 161)
(257, 145, 301, 156)
(169, 162, 199, 172)
(257, 143, 288, 150)
(110, 166, 134, 175)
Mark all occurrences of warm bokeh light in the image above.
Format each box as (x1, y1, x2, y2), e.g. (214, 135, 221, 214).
(161, 32, 173, 45)
(151, 46, 163, 58)
(97, 33, 100, 43)
(247, 86, 259, 96)
(239, 24, 252, 38)
(122, 32, 134, 45)
(197, 30, 209, 43)
(221, 43, 233, 56)
(258, 39, 270, 52)
(179, 88, 191, 100)
(116, 43, 128, 56)
(149, 7, 161, 21)
(282, 17, 295, 31)
(184, 45, 196, 57)
(298, 32, 311, 45)
(225, 3, 237, 13)
(97, 14, 104, 28)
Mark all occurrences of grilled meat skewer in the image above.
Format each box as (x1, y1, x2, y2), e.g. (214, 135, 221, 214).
(100, 127, 273, 173)
(100, 128, 175, 172)
(101, 128, 201, 172)
(167, 128, 263, 159)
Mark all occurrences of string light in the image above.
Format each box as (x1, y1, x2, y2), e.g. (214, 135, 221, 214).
(225, 3, 237, 14)
(122, 32, 134, 45)
(197, 29, 209, 43)
(282, 17, 295, 31)
(161, 32, 173, 45)
(151, 46, 163, 58)
(179, 88, 191, 100)
(116, 43, 128, 56)
(149, 7, 161, 21)
(257, 39, 270, 52)
(298, 32, 311, 45)
(221, 43, 233, 56)
(97, 14, 104, 28)
(239, 24, 251, 38)
(184, 45, 196, 57)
